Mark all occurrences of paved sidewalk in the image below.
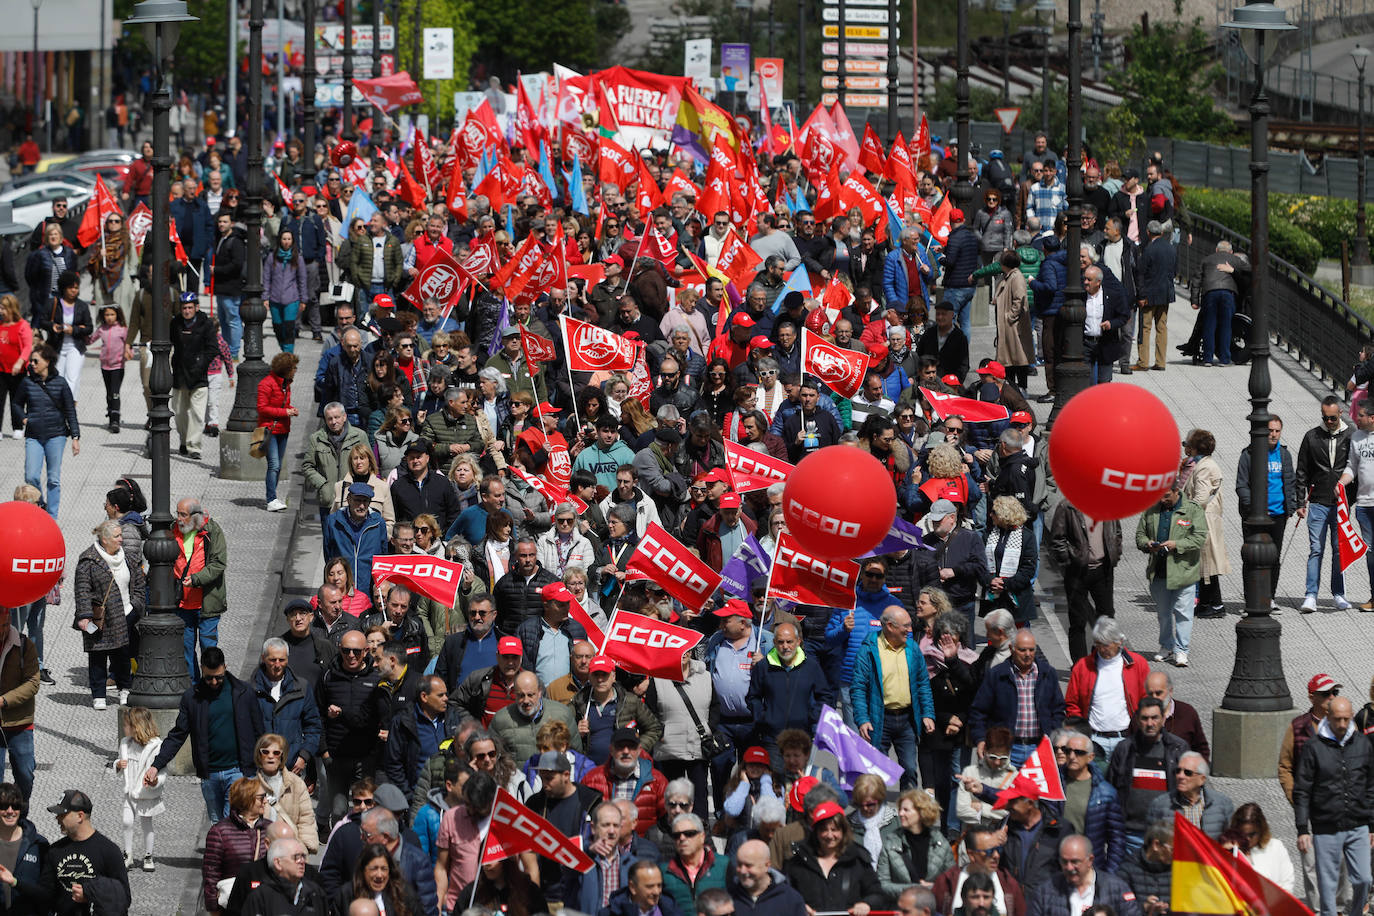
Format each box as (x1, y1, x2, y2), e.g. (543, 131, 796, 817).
(6, 319, 322, 915)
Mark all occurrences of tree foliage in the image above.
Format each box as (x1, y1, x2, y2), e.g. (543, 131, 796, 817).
(470, 0, 625, 81)
(395, 0, 479, 125)
(1107, 20, 1236, 143)
(114, 0, 231, 86)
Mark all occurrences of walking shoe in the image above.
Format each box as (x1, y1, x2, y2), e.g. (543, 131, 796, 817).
(1152, 364, 1166, 371)
(1335, 595, 1353, 611)
(1036, 393, 1056, 403)
(266, 498, 288, 512)
(92, 698, 106, 710)
(1195, 605, 1226, 619)
(1131, 363, 1150, 372)
(1174, 652, 1189, 667)
(1301, 595, 1318, 613)
(1152, 650, 1173, 663)
(142, 855, 155, 872)
(1359, 600, 1374, 611)
(107, 421, 118, 433)
(118, 689, 130, 706)
(188, 450, 202, 460)
(124, 854, 138, 871)
(178, 444, 188, 456)
(38, 669, 54, 686)
(204, 424, 220, 438)
(8, 429, 20, 440)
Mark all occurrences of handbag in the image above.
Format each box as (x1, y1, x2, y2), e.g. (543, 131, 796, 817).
(249, 425, 267, 459)
(673, 682, 728, 760)
(76, 577, 113, 632)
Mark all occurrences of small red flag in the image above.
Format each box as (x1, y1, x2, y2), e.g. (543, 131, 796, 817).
(1338, 488, 1369, 573)
(723, 439, 794, 493)
(801, 328, 868, 399)
(372, 555, 465, 609)
(602, 612, 704, 681)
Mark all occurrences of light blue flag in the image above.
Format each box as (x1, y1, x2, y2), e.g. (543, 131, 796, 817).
(770, 263, 810, 314)
(884, 198, 906, 247)
(342, 189, 378, 229)
(568, 156, 588, 215)
(538, 141, 558, 206)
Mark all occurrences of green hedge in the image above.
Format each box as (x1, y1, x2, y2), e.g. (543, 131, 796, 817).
(1185, 188, 1323, 275)
(1271, 193, 1373, 261)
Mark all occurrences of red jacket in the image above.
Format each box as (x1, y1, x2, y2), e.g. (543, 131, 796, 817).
(256, 373, 293, 435)
(580, 758, 667, 836)
(696, 509, 758, 570)
(1064, 649, 1151, 724)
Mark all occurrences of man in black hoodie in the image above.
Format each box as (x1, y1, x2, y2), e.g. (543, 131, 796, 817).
(1296, 396, 1355, 613)
(169, 292, 219, 460)
(315, 630, 382, 822)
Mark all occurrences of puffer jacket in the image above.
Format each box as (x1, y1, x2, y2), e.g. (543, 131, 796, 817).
(1116, 847, 1172, 906)
(875, 820, 955, 898)
(823, 584, 901, 686)
(262, 248, 309, 304)
(256, 373, 294, 436)
(73, 544, 145, 653)
(783, 839, 887, 912)
(202, 812, 268, 911)
(314, 655, 382, 757)
(581, 757, 668, 836)
(252, 665, 322, 769)
(1293, 718, 1374, 836)
(1030, 248, 1067, 316)
(941, 225, 982, 289)
(261, 768, 320, 853)
(16, 369, 78, 441)
(1061, 765, 1128, 873)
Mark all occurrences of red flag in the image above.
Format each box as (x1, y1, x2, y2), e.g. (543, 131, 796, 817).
(801, 328, 869, 399)
(828, 101, 861, 171)
(603, 613, 704, 681)
(803, 128, 839, 176)
(407, 246, 472, 314)
(822, 274, 853, 316)
(992, 737, 1067, 808)
(461, 235, 500, 280)
(413, 127, 441, 189)
(473, 159, 509, 211)
(127, 202, 153, 253)
(887, 131, 916, 190)
(560, 315, 639, 372)
(841, 174, 885, 234)
(914, 115, 931, 159)
(598, 136, 637, 189)
(372, 555, 465, 610)
(697, 165, 731, 225)
(506, 239, 561, 305)
(519, 324, 558, 366)
(353, 72, 424, 112)
(644, 227, 677, 269)
(812, 170, 842, 223)
(488, 232, 542, 293)
(920, 387, 1012, 424)
(444, 152, 468, 222)
(1171, 813, 1315, 916)
(723, 439, 794, 493)
(633, 154, 663, 218)
(509, 465, 587, 515)
(567, 596, 605, 647)
(77, 178, 121, 249)
(769, 532, 859, 610)
(1338, 488, 1369, 573)
(758, 77, 776, 158)
(662, 169, 700, 203)
(713, 230, 763, 292)
(626, 343, 653, 408)
(395, 159, 428, 210)
(459, 101, 504, 169)
(626, 523, 723, 612)
(928, 194, 954, 245)
(859, 124, 886, 175)
(485, 787, 595, 872)
(515, 74, 544, 154)
(168, 217, 189, 265)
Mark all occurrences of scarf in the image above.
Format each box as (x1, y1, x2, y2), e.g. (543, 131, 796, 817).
(985, 526, 1023, 585)
(96, 541, 132, 615)
(100, 232, 126, 292)
(276, 246, 293, 264)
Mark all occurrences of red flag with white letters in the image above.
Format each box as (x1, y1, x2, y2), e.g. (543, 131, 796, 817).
(602, 612, 704, 681)
(1337, 488, 1368, 573)
(723, 439, 794, 493)
(859, 123, 885, 175)
(993, 736, 1067, 808)
(371, 555, 465, 609)
(626, 522, 722, 612)
(560, 315, 638, 372)
(802, 328, 868, 398)
(509, 465, 587, 515)
(767, 532, 858, 610)
(483, 787, 595, 871)
(519, 324, 558, 366)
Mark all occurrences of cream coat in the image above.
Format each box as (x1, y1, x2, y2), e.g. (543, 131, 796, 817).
(1184, 454, 1232, 580)
(994, 268, 1034, 368)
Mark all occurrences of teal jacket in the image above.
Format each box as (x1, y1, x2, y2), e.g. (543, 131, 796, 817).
(850, 631, 935, 741)
(661, 847, 729, 915)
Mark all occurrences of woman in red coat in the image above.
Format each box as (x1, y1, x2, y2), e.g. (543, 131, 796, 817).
(256, 351, 298, 512)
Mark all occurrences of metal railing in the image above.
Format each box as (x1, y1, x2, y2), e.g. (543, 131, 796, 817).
(1181, 212, 1374, 389)
(1147, 135, 1374, 200)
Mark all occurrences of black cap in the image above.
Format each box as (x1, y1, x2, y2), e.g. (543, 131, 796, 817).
(377, 316, 402, 334)
(611, 727, 640, 747)
(404, 438, 432, 456)
(1122, 167, 1140, 180)
(47, 790, 92, 816)
(655, 427, 682, 444)
(783, 290, 804, 311)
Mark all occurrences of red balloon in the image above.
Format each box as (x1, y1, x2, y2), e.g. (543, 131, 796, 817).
(0, 501, 66, 605)
(1048, 383, 1181, 521)
(331, 140, 358, 168)
(782, 446, 897, 559)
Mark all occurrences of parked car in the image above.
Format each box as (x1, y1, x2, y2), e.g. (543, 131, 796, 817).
(0, 179, 92, 231)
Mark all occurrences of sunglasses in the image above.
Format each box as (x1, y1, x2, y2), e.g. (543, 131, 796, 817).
(945, 425, 964, 433)
(351, 797, 377, 807)
(202, 674, 226, 683)
(260, 749, 283, 756)
(672, 829, 702, 839)
(1064, 748, 1092, 758)
(415, 525, 431, 533)
(666, 800, 691, 809)
(1175, 767, 1200, 776)
(341, 647, 367, 655)
(986, 754, 1010, 763)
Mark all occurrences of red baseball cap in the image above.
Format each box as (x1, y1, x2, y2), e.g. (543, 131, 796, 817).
(373, 294, 396, 311)
(540, 582, 573, 602)
(498, 636, 523, 656)
(732, 313, 756, 328)
(949, 208, 965, 222)
(750, 335, 774, 350)
(810, 801, 846, 824)
(702, 468, 731, 484)
(624, 331, 641, 341)
(719, 492, 742, 509)
(712, 599, 753, 619)
(867, 343, 890, 365)
(1309, 673, 1341, 693)
(977, 360, 1006, 379)
(788, 775, 820, 812)
(743, 746, 770, 765)
(604, 253, 625, 270)
(942, 374, 962, 387)
(1010, 410, 1033, 425)
(536, 402, 561, 414)
(590, 656, 616, 674)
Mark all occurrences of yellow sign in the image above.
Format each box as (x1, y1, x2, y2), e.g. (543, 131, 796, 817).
(822, 24, 895, 38)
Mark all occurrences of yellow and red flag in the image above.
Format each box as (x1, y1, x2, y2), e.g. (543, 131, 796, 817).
(1172, 814, 1314, 916)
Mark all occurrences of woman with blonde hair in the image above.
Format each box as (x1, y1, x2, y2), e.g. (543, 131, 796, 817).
(875, 788, 955, 897)
(917, 443, 975, 517)
(253, 733, 319, 853)
(846, 774, 896, 866)
(620, 397, 656, 450)
(983, 495, 1037, 625)
(330, 442, 395, 525)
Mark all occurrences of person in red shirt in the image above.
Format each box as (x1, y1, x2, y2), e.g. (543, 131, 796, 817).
(15, 135, 41, 174)
(409, 214, 455, 279)
(706, 312, 754, 369)
(121, 141, 155, 208)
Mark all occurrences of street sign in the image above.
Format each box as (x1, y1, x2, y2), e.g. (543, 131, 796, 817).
(315, 24, 395, 52)
(822, 58, 887, 73)
(823, 40, 889, 55)
(755, 58, 784, 101)
(313, 54, 395, 77)
(685, 38, 712, 84)
(423, 28, 454, 80)
(823, 24, 897, 38)
(822, 92, 889, 108)
(822, 7, 892, 21)
(822, 75, 888, 90)
(994, 107, 1021, 133)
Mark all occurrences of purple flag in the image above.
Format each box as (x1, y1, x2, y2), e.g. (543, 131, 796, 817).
(813, 703, 903, 790)
(488, 298, 511, 356)
(720, 533, 770, 598)
(860, 516, 930, 558)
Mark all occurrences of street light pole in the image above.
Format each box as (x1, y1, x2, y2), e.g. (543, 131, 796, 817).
(342, 0, 354, 141)
(1215, 0, 1296, 777)
(1051, 0, 1086, 424)
(998, 0, 1013, 105)
(302, 0, 317, 187)
(30, 0, 41, 148)
(1353, 44, 1371, 275)
(123, 0, 197, 709)
(952, 0, 974, 215)
(798, 0, 807, 112)
(370, 0, 382, 153)
(1036, 0, 1054, 134)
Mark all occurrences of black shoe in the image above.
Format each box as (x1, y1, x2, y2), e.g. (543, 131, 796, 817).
(1195, 606, 1227, 619)
(38, 669, 54, 686)
(178, 444, 188, 456)
(204, 424, 220, 438)
(188, 450, 202, 460)
(312, 334, 324, 342)
(1036, 393, 1056, 403)
(108, 421, 119, 433)
(1027, 366, 1038, 376)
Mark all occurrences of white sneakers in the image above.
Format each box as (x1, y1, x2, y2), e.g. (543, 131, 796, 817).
(1174, 652, 1189, 667)
(1301, 596, 1318, 613)
(1335, 595, 1353, 611)
(118, 689, 130, 706)
(9, 430, 20, 440)
(92, 698, 107, 710)
(266, 499, 288, 512)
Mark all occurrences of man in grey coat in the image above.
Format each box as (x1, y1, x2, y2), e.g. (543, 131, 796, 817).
(1133, 221, 1177, 372)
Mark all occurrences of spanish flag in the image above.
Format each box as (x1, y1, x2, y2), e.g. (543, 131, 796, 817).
(1171, 814, 1313, 916)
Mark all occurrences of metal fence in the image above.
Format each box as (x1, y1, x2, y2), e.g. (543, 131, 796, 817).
(1181, 213, 1372, 390)
(1147, 136, 1374, 201)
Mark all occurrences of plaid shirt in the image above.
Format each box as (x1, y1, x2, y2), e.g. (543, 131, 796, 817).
(1026, 180, 1067, 227)
(1012, 663, 1039, 737)
(597, 853, 621, 906)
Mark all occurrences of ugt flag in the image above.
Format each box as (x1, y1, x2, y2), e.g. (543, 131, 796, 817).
(814, 704, 903, 790)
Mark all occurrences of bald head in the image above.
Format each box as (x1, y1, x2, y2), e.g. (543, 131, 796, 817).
(1011, 629, 1037, 671)
(735, 839, 773, 894)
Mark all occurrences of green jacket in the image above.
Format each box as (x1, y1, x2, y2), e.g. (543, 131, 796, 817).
(417, 573, 485, 658)
(184, 517, 230, 618)
(490, 698, 580, 764)
(420, 410, 486, 474)
(662, 848, 729, 915)
(485, 350, 548, 404)
(302, 423, 370, 507)
(1135, 496, 1208, 590)
(1015, 244, 1044, 281)
(347, 230, 403, 291)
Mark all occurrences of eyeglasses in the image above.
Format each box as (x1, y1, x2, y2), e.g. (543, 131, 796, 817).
(986, 754, 1010, 763)
(471, 750, 496, 760)
(351, 797, 377, 807)
(944, 425, 964, 432)
(672, 829, 703, 839)
(556, 517, 576, 524)
(0, 803, 20, 812)
(666, 800, 691, 809)
(254, 792, 269, 800)
(975, 845, 1005, 856)
(1175, 767, 1200, 776)
(260, 749, 283, 757)
(341, 647, 366, 655)
(397, 417, 412, 425)
(1323, 414, 1342, 423)
(202, 674, 226, 683)
(415, 525, 432, 533)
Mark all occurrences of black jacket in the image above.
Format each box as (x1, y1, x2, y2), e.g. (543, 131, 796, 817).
(1004, 807, 1064, 891)
(238, 870, 330, 916)
(782, 840, 887, 912)
(314, 655, 382, 757)
(990, 451, 1043, 521)
(171, 310, 219, 389)
(16, 370, 79, 442)
(389, 469, 461, 532)
(1026, 869, 1143, 916)
(727, 871, 809, 916)
(781, 408, 843, 464)
(151, 673, 264, 778)
(43, 297, 92, 354)
(1236, 443, 1297, 518)
(942, 226, 981, 289)
(1295, 422, 1352, 509)
(599, 885, 683, 916)
(211, 228, 247, 298)
(1136, 237, 1177, 307)
(515, 615, 588, 674)
(850, 246, 886, 298)
(1097, 237, 1141, 302)
(492, 565, 558, 635)
(2, 818, 48, 916)
(915, 324, 970, 383)
(929, 527, 991, 609)
(1108, 189, 1151, 244)
(1116, 848, 1172, 908)
(794, 233, 836, 278)
(225, 858, 324, 916)
(382, 701, 447, 798)
(1293, 723, 1374, 835)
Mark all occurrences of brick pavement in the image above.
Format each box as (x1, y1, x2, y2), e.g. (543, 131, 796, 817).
(3, 316, 322, 915)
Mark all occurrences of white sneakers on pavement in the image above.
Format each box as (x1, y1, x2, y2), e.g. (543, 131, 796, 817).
(1174, 652, 1189, 667)
(92, 698, 106, 710)
(266, 499, 288, 512)
(118, 689, 130, 706)
(1335, 595, 1353, 611)
(1301, 596, 1318, 613)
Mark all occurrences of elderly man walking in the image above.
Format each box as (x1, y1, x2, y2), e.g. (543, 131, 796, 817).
(851, 606, 936, 789)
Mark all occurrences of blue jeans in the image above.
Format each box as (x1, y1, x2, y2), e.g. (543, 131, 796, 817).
(218, 295, 243, 359)
(878, 711, 919, 790)
(0, 728, 35, 803)
(1200, 289, 1236, 364)
(839, 685, 857, 729)
(201, 766, 244, 822)
(1151, 577, 1196, 654)
(1314, 827, 1373, 916)
(1086, 335, 1114, 384)
(1010, 742, 1039, 768)
(361, 284, 388, 311)
(943, 286, 976, 339)
(269, 301, 300, 353)
(24, 436, 65, 518)
(1305, 503, 1346, 599)
(265, 431, 289, 501)
(176, 609, 220, 682)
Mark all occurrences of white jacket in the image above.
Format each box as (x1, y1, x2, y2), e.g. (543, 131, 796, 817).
(116, 737, 167, 816)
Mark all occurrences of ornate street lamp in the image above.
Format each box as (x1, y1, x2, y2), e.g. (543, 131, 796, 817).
(1035, 0, 1055, 135)
(1050, 0, 1086, 422)
(1352, 44, 1371, 281)
(123, 0, 197, 709)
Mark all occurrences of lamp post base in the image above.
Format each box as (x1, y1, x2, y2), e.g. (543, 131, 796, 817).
(219, 428, 268, 481)
(1210, 707, 1290, 777)
(1352, 262, 1374, 287)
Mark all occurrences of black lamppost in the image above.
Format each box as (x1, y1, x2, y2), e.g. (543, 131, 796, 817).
(951, 0, 974, 215)
(342, 0, 355, 142)
(221, 0, 268, 477)
(302, 0, 317, 187)
(997, 0, 1014, 104)
(1035, 0, 1055, 135)
(123, 0, 197, 709)
(885, 0, 898, 137)
(1050, 0, 1086, 423)
(29, 0, 41, 148)
(1353, 44, 1371, 278)
(1219, 0, 1296, 741)
(798, 0, 807, 112)
(369, 0, 382, 152)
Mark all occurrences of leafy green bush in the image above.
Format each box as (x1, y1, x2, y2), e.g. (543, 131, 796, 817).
(1185, 188, 1323, 275)
(1271, 194, 1370, 260)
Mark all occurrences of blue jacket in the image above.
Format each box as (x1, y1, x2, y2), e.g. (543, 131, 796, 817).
(395, 835, 440, 916)
(280, 211, 325, 262)
(879, 363, 910, 402)
(941, 226, 982, 289)
(598, 882, 683, 916)
(8, 818, 47, 913)
(747, 647, 833, 736)
(321, 509, 388, 596)
(1030, 249, 1067, 316)
(824, 585, 901, 685)
(882, 245, 933, 309)
(251, 664, 322, 770)
(850, 632, 935, 740)
(576, 844, 641, 914)
(968, 654, 1065, 744)
(1054, 765, 1126, 873)
(171, 195, 210, 261)
(16, 370, 78, 442)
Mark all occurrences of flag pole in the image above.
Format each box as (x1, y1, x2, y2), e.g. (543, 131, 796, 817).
(620, 224, 649, 297)
(470, 822, 491, 908)
(559, 314, 581, 430)
(752, 537, 782, 657)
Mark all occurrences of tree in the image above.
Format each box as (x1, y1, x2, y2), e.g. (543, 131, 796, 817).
(114, 0, 231, 86)
(470, 0, 622, 80)
(1107, 20, 1237, 143)
(395, 0, 479, 127)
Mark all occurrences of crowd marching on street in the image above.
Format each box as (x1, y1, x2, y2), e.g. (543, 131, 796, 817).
(0, 57, 1370, 916)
